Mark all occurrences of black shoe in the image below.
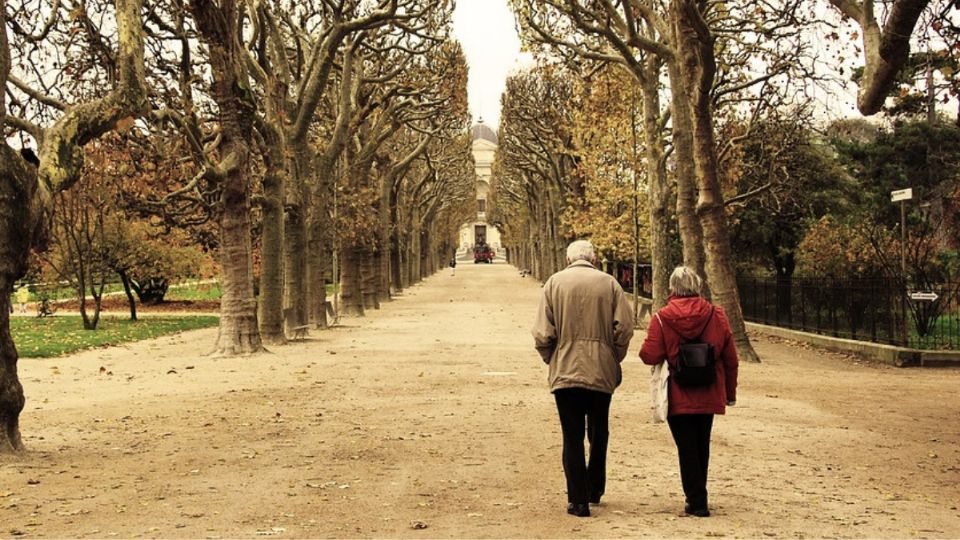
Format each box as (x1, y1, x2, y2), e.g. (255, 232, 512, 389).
(684, 504, 710, 517)
(589, 494, 602, 505)
(567, 503, 590, 517)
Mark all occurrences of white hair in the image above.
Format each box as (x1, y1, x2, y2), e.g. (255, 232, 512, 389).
(669, 266, 702, 296)
(566, 240, 595, 263)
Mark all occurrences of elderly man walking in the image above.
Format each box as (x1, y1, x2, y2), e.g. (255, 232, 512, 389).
(532, 240, 635, 517)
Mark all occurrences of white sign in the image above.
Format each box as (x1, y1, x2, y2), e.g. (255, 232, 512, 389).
(909, 292, 939, 301)
(891, 188, 913, 202)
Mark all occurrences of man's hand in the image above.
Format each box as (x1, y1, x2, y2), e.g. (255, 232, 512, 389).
(726, 400, 736, 406)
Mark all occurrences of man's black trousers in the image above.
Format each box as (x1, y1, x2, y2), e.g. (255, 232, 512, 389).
(667, 413, 714, 510)
(553, 387, 612, 504)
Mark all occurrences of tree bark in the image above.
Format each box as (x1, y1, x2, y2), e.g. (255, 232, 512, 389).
(256, 111, 286, 342)
(410, 208, 422, 284)
(360, 247, 380, 310)
(118, 270, 138, 321)
(0, 0, 148, 451)
(283, 144, 310, 333)
(828, 0, 931, 115)
(666, 61, 707, 286)
(640, 68, 674, 310)
(81, 275, 105, 331)
(0, 276, 23, 453)
(306, 185, 330, 329)
(213, 155, 263, 355)
(190, 0, 264, 356)
(672, 0, 760, 362)
(340, 246, 365, 316)
(0, 147, 37, 453)
(376, 175, 391, 302)
(258, 131, 286, 345)
(389, 184, 403, 293)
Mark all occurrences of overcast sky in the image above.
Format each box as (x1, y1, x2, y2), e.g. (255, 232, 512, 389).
(451, 0, 531, 128)
(449, 1, 863, 129)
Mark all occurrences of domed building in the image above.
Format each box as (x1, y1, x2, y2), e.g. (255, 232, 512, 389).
(458, 119, 502, 258)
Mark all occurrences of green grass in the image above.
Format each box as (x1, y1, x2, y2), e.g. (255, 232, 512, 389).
(166, 282, 222, 301)
(11, 315, 220, 358)
(908, 314, 960, 349)
(13, 280, 340, 306)
(157, 282, 337, 301)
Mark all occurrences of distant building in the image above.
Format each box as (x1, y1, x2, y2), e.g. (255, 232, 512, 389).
(458, 119, 502, 254)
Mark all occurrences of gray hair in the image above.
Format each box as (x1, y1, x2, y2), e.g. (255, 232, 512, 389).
(669, 266, 702, 296)
(566, 240, 595, 263)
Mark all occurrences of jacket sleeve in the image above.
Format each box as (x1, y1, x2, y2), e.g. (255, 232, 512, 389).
(531, 282, 557, 364)
(639, 313, 666, 365)
(718, 310, 739, 402)
(612, 285, 634, 362)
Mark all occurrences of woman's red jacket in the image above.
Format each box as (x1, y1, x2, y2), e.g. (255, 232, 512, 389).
(639, 295, 739, 416)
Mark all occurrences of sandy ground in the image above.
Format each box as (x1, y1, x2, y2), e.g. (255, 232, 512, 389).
(2, 262, 959, 539)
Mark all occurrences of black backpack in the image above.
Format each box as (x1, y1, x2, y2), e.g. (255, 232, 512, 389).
(657, 308, 717, 387)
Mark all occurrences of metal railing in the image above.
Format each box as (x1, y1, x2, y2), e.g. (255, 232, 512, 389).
(737, 276, 960, 350)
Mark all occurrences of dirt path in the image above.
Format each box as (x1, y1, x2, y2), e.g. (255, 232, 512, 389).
(2, 263, 959, 538)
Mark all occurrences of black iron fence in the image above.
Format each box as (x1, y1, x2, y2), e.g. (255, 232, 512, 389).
(737, 276, 960, 350)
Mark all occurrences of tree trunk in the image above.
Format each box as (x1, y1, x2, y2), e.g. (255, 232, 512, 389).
(307, 152, 340, 330)
(640, 67, 674, 310)
(361, 247, 380, 310)
(0, 276, 24, 453)
(672, 0, 759, 362)
(377, 179, 392, 300)
(191, 0, 263, 356)
(410, 207, 422, 283)
(420, 229, 431, 278)
(306, 193, 329, 329)
(78, 272, 91, 329)
(258, 155, 286, 345)
(340, 246, 365, 316)
(283, 149, 309, 332)
(538, 198, 554, 276)
(213, 158, 263, 355)
(87, 276, 105, 330)
(118, 270, 138, 321)
(389, 185, 403, 293)
(667, 61, 707, 288)
(376, 246, 390, 301)
(0, 149, 40, 453)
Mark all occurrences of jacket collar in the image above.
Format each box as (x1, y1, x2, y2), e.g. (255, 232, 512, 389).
(567, 260, 596, 270)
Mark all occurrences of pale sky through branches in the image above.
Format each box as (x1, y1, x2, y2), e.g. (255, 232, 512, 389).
(452, 0, 532, 128)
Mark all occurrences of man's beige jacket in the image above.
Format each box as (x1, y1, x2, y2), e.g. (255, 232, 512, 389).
(531, 260, 635, 394)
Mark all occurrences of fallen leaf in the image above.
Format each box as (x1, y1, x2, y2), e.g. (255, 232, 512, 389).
(116, 116, 136, 132)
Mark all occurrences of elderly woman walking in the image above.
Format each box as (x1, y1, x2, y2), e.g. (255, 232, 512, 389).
(640, 266, 739, 517)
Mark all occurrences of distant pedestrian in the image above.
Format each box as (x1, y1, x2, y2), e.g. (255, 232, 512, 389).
(14, 285, 30, 314)
(639, 266, 739, 518)
(532, 239, 635, 518)
(449, 257, 456, 276)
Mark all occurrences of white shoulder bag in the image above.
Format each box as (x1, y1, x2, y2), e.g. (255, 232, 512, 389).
(650, 313, 669, 423)
(651, 362, 669, 423)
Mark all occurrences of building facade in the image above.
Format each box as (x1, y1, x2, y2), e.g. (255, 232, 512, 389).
(458, 120, 502, 255)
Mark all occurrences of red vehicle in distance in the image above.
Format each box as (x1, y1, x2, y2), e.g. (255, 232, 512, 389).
(473, 243, 495, 263)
